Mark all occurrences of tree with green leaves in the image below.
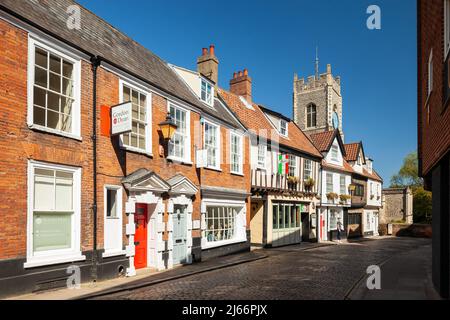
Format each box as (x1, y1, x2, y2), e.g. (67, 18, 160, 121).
(390, 151, 432, 223)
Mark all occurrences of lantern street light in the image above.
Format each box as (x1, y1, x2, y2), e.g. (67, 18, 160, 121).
(158, 112, 178, 141)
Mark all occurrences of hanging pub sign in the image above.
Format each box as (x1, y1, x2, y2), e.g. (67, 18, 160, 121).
(111, 102, 132, 136)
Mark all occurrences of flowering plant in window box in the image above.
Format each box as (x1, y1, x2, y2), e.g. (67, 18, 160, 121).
(370, 194, 375, 200)
(287, 176, 299, 184)
(326, 192, 339, 201)
(377, 196, 381, 200)
(304, 178, 315, 191)
(339, 194, 351, 202)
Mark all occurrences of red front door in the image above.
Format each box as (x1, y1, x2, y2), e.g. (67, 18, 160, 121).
(134, 204, 148, 270)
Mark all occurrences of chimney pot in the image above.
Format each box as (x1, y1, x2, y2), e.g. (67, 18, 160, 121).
(238, 70, 243, 77)
(209, 45, 215, 56)
(233, 72, 237, 79)
(202, 48, 208, 56)
(243, 69, 248, 76)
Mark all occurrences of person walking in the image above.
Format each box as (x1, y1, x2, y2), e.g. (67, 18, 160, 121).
(336, 218, 343, 244)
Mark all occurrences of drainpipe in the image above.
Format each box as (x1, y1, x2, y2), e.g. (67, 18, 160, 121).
(90, 56, 101, 281)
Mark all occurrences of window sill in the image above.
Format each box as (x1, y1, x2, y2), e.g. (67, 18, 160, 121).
(166, 156, 193, 165)
(28, 124, 82, 141)
(204, 166, 222, 173)
(202, 237, 247, 250)
(231, 171, 244, 177)
(120, 146, 153, 158)
(102, 250, 127, 258)
(24, 253, 86, 269)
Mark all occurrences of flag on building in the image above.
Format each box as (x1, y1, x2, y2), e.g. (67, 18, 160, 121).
(278, 154, 289, 175)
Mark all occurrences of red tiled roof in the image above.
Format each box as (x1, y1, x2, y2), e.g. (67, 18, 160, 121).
(344, 143, 360, 162)
(218, 89, 322, 158)
(309, 131, 336, 152)
(363, 168, 383, 182)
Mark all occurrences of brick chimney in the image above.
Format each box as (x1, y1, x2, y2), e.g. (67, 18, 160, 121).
(230, 69, 252, 103)
(197, 45, 219, 86)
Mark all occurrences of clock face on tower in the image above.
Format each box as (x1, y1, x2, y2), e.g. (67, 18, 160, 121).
(332, 112, 339, 129)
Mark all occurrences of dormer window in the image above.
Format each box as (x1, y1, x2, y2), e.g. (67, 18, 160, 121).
(201, 79, 213, 105)
(331, 145, 339, 161)
(280, 119, 288, 136)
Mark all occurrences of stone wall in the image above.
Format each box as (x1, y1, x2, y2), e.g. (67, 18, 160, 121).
(379, 187, 413, 224)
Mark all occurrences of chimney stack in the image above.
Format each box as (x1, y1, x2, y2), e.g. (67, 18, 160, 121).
(197, 45, 219, 86)
(230, 68, 252, 103)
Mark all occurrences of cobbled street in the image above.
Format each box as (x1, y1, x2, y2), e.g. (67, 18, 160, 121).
(91, 237, 432, 300)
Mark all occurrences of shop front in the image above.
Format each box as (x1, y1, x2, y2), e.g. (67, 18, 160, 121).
(347, 210, 363, 238)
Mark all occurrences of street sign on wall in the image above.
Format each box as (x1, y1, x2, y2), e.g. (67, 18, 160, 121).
(111, 102, 132, 136)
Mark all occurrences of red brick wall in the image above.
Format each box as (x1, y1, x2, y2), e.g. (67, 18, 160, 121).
(418, 0, 450, 176)
(0, 19, 95, 259)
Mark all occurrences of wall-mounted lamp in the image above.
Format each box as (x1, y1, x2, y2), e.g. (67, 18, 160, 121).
(159, 112, 178, 141)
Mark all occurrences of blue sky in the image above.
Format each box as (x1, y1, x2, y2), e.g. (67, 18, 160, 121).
(78, 0, 417, 185)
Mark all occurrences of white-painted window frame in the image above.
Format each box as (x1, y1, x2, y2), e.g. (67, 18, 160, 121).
(279, 119, 288, 137)
(119, 79, 152, 156)
(340, 175, 346, 195)
(326, 172, 334, 194)
(304, 159, 313, 180)
(25, 160, 84, 268)
(288, 154, 297, 177)
(167, 102, 192, 164)
(27, 37, 82, 140)
(331, 145, 339, 162)
(200, 78, 214, 106)
(257, 144, 267, 169)
(230, 131, 244, 175)
(103, 185, 124, 257)
(203, 120, 221, 170)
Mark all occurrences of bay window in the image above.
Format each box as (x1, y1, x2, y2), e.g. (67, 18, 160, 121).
(28, 38, 80, 137)
(26, 161, 82, 267)
(230, 133, 243, 174)
(205, 206, 238, 243)
(272, 203, 301, 230)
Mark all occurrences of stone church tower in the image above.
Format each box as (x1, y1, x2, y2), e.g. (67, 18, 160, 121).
(293, 63, 344, 141)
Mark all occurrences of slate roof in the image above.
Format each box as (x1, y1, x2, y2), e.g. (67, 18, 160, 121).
(218, 89, 322, 159)
(0, 0, 240, 128)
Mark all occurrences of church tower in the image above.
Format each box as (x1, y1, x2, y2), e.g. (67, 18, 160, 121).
(293, 63, 344, 141)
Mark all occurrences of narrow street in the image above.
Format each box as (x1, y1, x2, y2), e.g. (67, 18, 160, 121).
(90, 237, 436, 300)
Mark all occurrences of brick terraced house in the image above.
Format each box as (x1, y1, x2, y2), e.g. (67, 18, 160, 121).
(0, 0, 251, 298)
(418, 0, 450, 299)
(219, 72, 323, 247)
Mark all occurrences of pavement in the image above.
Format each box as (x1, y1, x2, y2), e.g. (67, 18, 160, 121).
(6, 237, 440, 300)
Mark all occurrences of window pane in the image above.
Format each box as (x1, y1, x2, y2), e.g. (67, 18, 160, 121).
(107, 189, 117, 218)
(47, 110, 60, 130)
(33, 106, 46, 127)
(34, 87, 46, 107)
(62, 78, 73, 97)
(55, 171, 73, 211)
(284, 205, 290, 228)
(49, 73, 61, 93)
(60, 114, 72, 133)
(279, 205, 284, 229)
(63, 60, 73, 78)
(123, 86, 131, 102)
(35, 66, 47, 88)
(33, 213, 71, 252)
(34, 169, 54, 210)
(50, 54, 61, 74)
(273, 205, 278, 229)
(47, 92, 60, 112)
(35, 48, 47, 68)
(291, 206, 296, 228)
(61, 97, 73, 115)
(132, 90, 138, 104)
